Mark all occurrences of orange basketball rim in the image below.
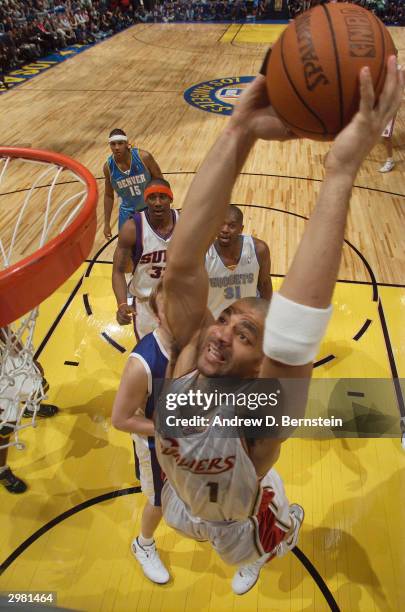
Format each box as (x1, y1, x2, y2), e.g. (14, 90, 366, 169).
(0, 147, 98, 327)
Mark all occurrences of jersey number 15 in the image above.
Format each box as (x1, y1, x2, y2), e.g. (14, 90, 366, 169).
(129, 185, 141, 197)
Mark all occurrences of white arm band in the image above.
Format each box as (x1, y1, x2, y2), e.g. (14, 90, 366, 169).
(263, 293, 333, 366)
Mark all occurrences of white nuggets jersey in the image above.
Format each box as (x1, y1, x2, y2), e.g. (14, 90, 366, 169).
(155, 373, 262, 522)
(206, 235, 259, 318)
(129, 210, 178, 299)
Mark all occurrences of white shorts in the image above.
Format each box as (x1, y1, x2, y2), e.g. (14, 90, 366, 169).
(132, 298, 158, 340)
(132, 433, 163, 507)
(382, 114, 396, 138)
(162, 469, 291, 566)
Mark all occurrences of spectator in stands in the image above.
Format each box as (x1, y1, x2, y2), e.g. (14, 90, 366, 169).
(0, 0, 402, 91)
(0, 41, 9, 88)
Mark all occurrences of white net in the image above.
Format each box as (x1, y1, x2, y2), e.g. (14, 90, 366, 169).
(0, 318, 46, 449)
(0, 151, 93, 450)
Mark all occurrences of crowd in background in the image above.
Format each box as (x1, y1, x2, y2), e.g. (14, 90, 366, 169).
(289, 0, 404, 24)
(0, 0, 403, 83)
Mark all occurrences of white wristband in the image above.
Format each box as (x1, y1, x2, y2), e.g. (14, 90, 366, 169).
(263, 293, 333, 366)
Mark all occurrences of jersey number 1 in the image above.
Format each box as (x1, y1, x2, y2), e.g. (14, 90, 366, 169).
(206, 481, 219, 502)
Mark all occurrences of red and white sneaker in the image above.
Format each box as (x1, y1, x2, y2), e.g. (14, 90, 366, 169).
(232, 503, 304, 595)
(275, 503, 305, 557)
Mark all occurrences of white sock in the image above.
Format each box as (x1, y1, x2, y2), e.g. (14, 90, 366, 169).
(138, 534, 154, 547)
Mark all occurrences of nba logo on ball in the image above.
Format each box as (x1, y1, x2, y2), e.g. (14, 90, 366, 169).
(184, 76, 254, 115)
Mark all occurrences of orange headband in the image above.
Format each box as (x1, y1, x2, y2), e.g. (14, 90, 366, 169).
(144, 184, 173, 201)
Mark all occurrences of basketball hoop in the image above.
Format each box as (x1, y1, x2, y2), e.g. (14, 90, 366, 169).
(0, 147, 98, 449)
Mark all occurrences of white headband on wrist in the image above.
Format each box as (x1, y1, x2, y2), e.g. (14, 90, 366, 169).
(109, 135, 128, 143)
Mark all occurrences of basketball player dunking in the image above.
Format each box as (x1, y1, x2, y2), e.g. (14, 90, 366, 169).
(103, 128, 163, 240)
(112, 282, 171, 584)
(206, 204, 272, 318)
(156, 59, 403, 594)
(112, 179, 178, 339)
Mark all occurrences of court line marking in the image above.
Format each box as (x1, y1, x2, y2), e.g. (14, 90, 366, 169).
(378, 300, 405, 418)
(2, 171, 404, 201)
(353, 319, 372, 341)
(0, 486, 141, 575)
(130, 24, 264, 57)
(0, 486, 341, 611)
(34, 275, 83, 360)
(230, 24, 243, 45)
(218, 23, 236, 43)
(101, 331, 126, 353)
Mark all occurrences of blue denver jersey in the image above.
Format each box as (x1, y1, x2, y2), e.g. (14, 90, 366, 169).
(107, 147, 151, 219)
(130, 329, 169, 423)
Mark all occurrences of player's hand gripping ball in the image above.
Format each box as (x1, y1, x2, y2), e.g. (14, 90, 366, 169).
(266, 3, 396, 140)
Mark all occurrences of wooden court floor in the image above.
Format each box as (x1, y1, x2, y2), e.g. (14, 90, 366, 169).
(0, 23, 404, 612)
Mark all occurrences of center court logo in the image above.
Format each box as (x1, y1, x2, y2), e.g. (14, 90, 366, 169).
(184, 76, 254, 115)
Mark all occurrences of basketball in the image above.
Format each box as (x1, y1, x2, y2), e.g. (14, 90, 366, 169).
(266, 3, 396, 141)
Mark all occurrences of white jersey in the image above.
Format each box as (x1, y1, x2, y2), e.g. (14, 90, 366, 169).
(129, 209, 178, 299)
(155, 371, 262, 522)
(205, 235, 260, 318)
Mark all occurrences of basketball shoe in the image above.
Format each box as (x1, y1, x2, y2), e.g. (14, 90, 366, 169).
(23, 403, 59, 418)
(232, 504, 304, 595)
(379, 159, 395, 173)
(0, 466, 27, 494)
(131, 537, 170, 584)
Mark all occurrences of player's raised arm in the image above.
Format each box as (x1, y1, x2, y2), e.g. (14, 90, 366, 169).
(260, 58, 404, 381)
(164, 75, 294, 349)
(246, 58, 405, 478)
(112, 222, 136, 325)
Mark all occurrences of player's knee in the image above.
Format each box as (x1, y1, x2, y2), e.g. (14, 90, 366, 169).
(263, 293, 333, 366)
